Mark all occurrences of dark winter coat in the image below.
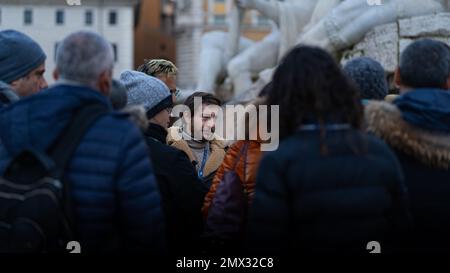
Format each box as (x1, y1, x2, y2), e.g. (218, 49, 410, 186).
(366, 89, 450, 253)
(0, 84, 166, 253)
(144, 123, 206, 254)
(246, 127, 411, 255)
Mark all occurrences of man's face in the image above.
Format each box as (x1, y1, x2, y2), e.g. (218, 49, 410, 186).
(10, 63, 47, 97)
(190, 103, 220, 140)
(157, 73, 177, 102)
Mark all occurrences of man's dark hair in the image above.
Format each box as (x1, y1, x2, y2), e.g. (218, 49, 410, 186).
(399, 39, 450, 89)
(184, 92, 222, 117)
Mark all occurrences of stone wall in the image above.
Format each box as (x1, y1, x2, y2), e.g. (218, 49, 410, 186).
(341, 13, 450, 76)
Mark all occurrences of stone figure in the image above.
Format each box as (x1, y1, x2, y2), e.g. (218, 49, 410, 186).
(296, 0, 447, 52)
(197, 0, 336, 95)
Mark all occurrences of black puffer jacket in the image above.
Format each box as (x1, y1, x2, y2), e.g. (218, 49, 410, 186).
(246, 128, 412, 255)
(144, 123, 207, 254)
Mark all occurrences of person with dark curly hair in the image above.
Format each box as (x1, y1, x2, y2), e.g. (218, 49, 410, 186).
(246, 46, 412, 255)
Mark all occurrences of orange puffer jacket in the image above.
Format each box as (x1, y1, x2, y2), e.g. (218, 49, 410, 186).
(201, 140, 263, 218)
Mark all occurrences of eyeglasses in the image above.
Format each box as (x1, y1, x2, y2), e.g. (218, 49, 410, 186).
(170, 88, 180, 97)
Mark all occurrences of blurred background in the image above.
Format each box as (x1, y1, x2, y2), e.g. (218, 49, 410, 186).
(0, 0, 274, 90)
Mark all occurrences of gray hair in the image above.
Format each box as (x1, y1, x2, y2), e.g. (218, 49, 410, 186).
(56, 31, 114, 86)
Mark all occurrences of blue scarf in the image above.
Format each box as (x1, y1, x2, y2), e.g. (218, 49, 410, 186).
(394, 89, 450, 134)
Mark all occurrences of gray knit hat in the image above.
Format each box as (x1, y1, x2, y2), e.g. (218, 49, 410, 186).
(120, 70, 172, 118)
(344, 57, 388, 100)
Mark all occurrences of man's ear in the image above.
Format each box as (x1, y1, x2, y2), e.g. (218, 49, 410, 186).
(97, 70, 112, 96)
(53, 69, 59, 81)
(393, 67, 402, 89)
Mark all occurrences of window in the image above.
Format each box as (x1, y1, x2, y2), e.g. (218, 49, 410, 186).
(213, 15, 226, 25)
(109, 11, 117, 25)
(112, 43, 118, 62)
(85, 10, 93, 26)
(24, 9, 33, 25)
(56, 9, 64, 25)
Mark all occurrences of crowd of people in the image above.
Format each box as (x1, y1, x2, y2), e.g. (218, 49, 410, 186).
(0, 28, 449, 255)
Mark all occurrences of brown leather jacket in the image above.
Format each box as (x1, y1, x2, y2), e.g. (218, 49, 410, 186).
(202, 140, 263, 218)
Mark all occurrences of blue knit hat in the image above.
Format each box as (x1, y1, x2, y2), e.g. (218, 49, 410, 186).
(344, 57, 388, 100)
(0, 30, 46, 84)
(120, 70, 173, 119)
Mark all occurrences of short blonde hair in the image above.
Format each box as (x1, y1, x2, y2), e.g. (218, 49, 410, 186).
(137, 59, 177, 77)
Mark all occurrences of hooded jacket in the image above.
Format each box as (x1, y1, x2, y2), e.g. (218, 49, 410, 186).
(365, 89, 450, 253)
(0, 84, 165, 253)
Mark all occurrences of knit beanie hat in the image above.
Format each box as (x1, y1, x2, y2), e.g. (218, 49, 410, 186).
(120, 70, 173, 119)
(0, 30, 47, 84)
(344, 57, 388, 100)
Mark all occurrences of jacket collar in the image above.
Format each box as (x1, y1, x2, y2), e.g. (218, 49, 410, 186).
(144, 123, 168, 144)
(166, 126, 227, 177)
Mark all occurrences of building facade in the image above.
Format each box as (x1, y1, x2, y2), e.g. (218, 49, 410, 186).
(0, 0, 138, 84)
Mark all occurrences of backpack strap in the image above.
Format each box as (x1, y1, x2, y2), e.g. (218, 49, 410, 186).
(49, 104, 109, 178)
(47, 103, 109, 236)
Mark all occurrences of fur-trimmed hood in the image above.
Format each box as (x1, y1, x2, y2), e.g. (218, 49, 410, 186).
(365, 101, 450, 169)
(166, 126, 227, 178)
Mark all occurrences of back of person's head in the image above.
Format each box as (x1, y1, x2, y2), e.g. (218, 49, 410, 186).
(137, 59, 178, 78)
(398, 38, 450, 90)
(0, 29, 46, 84)
(267, 45, 362, 139)
(184, 92, 222, 117)
(344, 57, 388, 100)
(55, 31, 114, 93)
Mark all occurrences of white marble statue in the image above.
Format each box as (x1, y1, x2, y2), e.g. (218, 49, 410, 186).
(251, 0, 447, 97)
(296, 0, 447, 52)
